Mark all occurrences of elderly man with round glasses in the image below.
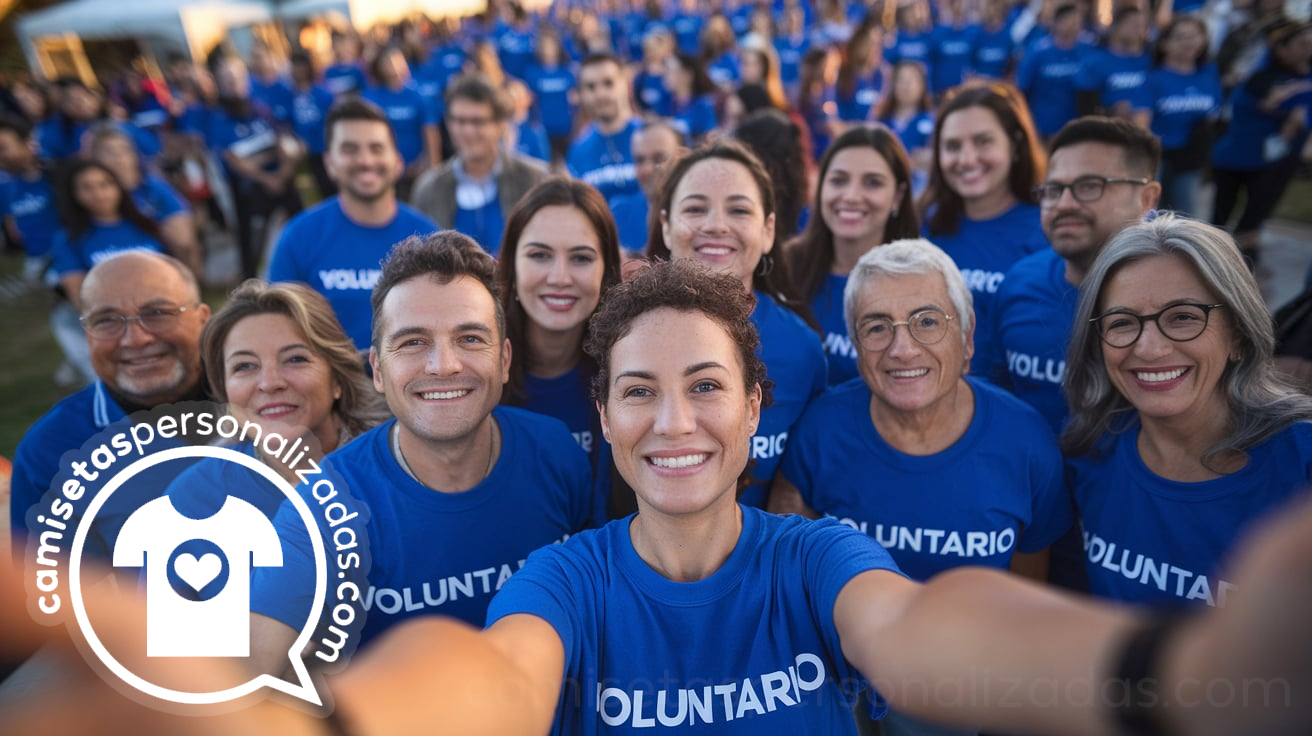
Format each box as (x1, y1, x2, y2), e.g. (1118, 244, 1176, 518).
(770, 238, 1077, 734)
(770, 239, 1074, 583)
(1063, 214, 1312, 608)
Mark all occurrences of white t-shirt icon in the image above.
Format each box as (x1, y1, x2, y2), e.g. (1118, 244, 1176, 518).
(114, 496, 282, 657)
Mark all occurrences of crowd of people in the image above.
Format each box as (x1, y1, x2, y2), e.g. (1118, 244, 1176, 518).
(4, 0, 1312, 733)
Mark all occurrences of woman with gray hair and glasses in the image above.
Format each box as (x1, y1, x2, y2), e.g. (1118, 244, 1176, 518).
(771, 238, 1072, 584)
(1063, 214, 1312, 608)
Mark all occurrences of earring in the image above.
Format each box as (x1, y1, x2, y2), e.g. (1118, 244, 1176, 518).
(756, 253, 774, 276)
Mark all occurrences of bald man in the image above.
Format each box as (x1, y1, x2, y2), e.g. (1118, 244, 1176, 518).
(10, 251, 211, 549)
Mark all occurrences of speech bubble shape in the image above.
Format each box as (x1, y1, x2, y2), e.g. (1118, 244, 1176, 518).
(70, 445, 329, 706)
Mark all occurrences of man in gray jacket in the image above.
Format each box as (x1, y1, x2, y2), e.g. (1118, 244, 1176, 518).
(410, 73, 548, 256)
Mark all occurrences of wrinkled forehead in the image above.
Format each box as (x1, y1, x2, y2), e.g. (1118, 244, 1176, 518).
(82, 259, 195, 313)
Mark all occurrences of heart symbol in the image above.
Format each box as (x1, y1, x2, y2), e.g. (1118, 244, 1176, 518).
(174, 553, 222, 592)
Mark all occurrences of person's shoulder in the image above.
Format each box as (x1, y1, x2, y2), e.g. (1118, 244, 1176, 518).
(15, 384, 102, 460)
(393, 202, 440, 230)
(504, 151, 550, 176)
(495, 405, 580, 447)
(969, 376, 1054, 436)
(284, 197, 344, 231)
(1003, 246, 1061, 286)
(327, 420, 391, 462)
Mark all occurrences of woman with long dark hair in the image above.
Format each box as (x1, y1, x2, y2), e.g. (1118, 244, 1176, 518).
(49, 160, 168, 306)
(496, 178, 624, 475)
(917, 81, 1048, 375)
(648, 140, 826, 506)
(787, 125, 920, 384)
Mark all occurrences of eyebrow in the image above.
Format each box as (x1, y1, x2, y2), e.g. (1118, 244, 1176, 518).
(523, 242, 599, 253)
(858, 304, 942, 323)
(85, 298, 182, 316)
(226, 343, 313, 360)
(614, 361, 729, 382)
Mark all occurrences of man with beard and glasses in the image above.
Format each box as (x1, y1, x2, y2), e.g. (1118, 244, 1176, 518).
(10, 251, 213, 556)
(984, 117, 1161, 593)
(268, 98, 437, 353)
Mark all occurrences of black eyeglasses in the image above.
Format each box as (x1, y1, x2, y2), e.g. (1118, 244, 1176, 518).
(1092, 303, 1226, 348)
(1033, 176, 1150, 205)
(857, 309, 954, 352)
(80, 304, 199, 340)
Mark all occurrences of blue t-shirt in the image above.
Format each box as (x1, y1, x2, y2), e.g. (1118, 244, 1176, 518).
(747, 291, 828, 506)
(0, 170, 60, 258)
(10, 383, 203, 561)
(882, 112, 935, 155)
(1067, 420, 1312, 607)
(671, 13, 704, 55)
(633, 69, 671, 116)
(250, 409, 594, 646)
(708, 54, 741, 88)
(11, 382, 126, 538)
(782, 377, 1071, 582)
(362, 84, 437, 166)
(323, 63, 366, 98)
(49, 221, 165, 277)
(290, 84, 336, 154)
(250, 75, 295, 124)
(971, 25, 1014, 80)
(165, 442, 286, 520)
(525, 64, 577, 137)
(1148, 65, 1222, 153)
(835, 68, 886, 123)
(515, 120, 552, 163)
(567, 118, 642, 207)
(670, 94, 719, 141)
(486, 507, 902, 734)
(203, 106, 281, 184)
(810, 273, 859, 386)
(925, 203, 1048, 376)
(267, 198, 438, 350)
(453, 197, 507, 258)
(1075, 49, 1153, 111)
(523, 367, 599, 460)
(132, 174, 187, 223)
(607, 191, 650, 255)
(775, 35, 812, 90)
(497, 26, 537, 80)
(930, 24, 980, 93)
(1016, 39, 1087, 136)
(38, 117, 160, 161)
(988, 249, 1077, 434)
(889, 31, 934, 71)
(1212, 64, 1312, 170)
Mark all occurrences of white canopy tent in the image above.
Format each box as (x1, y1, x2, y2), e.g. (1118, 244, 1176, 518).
(17, 0, 276, 77)
(276, 0, 487, 29)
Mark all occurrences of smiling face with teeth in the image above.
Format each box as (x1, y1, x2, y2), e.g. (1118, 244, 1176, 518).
(222, 313, 342, 454)
(513, 205, 606, 338)
(661, 158, 776, 292)
(601, 308, 762, 519)
(82, 252, 209, 407)
(371, 275, 511, 449)
(820, 146, 905, 251)
(854, 271, 974, 422)
(1097, 253, 1235, 430)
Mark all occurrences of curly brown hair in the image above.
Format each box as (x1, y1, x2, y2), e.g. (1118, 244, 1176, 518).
(585, 259, 774, 409)
(370, 231, 504, 348)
